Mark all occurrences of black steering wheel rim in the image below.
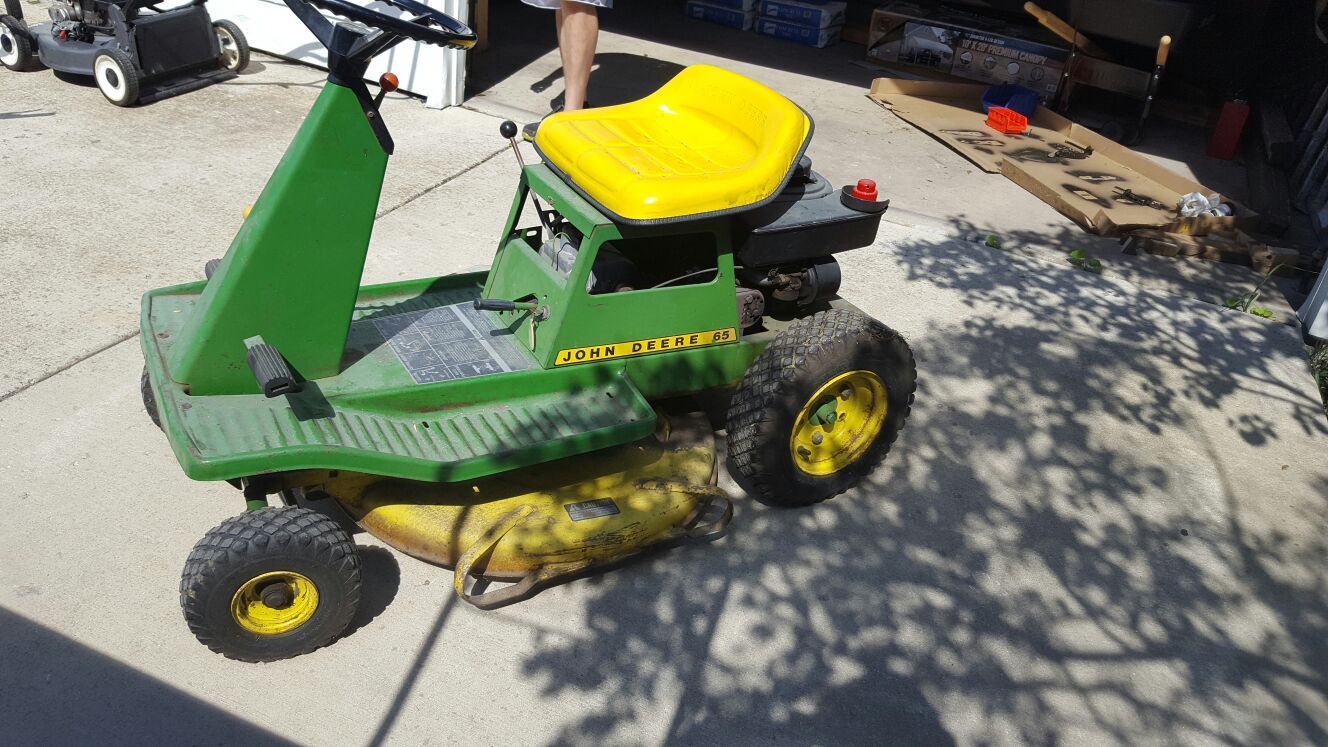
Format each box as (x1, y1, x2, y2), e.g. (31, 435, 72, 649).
(300, 0, 476, 49)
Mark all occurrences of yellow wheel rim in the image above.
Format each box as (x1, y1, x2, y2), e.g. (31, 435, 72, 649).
(789, 370, 888, 476)
(230, 571, 319, 635)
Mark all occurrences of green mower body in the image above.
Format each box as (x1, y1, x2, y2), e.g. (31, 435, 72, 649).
(141, 77, 874, 487)
(149, 3, 918, 660)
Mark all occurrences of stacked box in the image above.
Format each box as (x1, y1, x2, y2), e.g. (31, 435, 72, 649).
(759, 0, 846, 28)
(686, 0, 757, 30)
(867, 2, 1069, 98)
(756, 0, 844, 48)
(756, 17, 842, 47)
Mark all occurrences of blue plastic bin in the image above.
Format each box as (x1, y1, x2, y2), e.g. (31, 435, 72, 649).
(980, 84, 1040, 117)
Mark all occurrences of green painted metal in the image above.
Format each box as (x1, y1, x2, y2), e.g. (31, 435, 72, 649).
(166, 82, 389, 395)
(143, 278, 657, 482)
(811, 398, 838, 425)
(485, 165, 743, 383)
(138, 110, 852, 487)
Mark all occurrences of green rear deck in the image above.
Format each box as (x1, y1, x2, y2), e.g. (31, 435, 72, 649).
(142, 276, 665, 483)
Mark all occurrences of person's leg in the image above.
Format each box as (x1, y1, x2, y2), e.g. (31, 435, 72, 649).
(557, 0, 598, 110)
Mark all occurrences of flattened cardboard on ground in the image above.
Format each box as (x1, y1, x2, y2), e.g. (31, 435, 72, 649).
(868, 78, 1256, 236)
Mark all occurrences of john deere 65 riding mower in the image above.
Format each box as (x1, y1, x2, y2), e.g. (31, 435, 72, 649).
(142, 0, 916, 662)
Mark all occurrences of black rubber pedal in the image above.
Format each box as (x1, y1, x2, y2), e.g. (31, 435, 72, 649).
(243, 336, 300, 398)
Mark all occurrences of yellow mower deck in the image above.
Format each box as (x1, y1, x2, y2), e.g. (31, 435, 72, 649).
(328, 416, 730, 608)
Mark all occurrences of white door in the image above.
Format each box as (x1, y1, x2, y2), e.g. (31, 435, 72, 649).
(207, 0, 469, 108)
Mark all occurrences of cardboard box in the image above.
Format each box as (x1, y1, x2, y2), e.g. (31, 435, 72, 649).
(1130, 230, 1300, 274)
(867, 78, 1256, 236)
(758, 0, 846, 29)
(706, 0, 758, 10)
(685, 1, 757, 30)
(756, 17, 842, 47)
(867, 2, 1069, 99)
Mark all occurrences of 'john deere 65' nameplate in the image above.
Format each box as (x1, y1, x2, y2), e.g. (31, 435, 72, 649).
(554, 328, 737, 366)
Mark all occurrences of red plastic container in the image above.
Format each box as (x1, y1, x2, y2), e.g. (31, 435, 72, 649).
(985, 106, 1028, 135)
(1207, 99, 1249, 160)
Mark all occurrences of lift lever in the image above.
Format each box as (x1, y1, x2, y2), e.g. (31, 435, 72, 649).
(473, 299, 537, 312)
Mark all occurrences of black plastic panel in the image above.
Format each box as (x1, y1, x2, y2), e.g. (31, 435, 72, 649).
(735, 171, 886, 267)
(133, 7, 219, 78)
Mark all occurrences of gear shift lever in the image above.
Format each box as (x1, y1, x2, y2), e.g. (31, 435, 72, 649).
(500, 120, 553, 240)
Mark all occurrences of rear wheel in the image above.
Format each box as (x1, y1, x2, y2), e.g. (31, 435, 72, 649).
(181, 507, 361, 662)
(726, 309, 916, 507)
(212, 20, 249, 72)
(94, 48, 139, 106)
(140, 367, 161, 430)
(0, 16, 38, 71)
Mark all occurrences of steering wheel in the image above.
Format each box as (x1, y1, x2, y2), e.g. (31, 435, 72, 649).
(300, 0, 476, 50)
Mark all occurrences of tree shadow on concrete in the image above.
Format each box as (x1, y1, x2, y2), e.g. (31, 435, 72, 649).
(513, 221, 1328, 745)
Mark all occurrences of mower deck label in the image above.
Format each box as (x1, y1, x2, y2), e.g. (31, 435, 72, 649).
(554, 328, 738, 366)
(565, 498, 621, 521)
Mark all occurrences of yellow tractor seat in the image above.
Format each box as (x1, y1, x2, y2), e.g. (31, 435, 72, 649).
(533, 65, 814, 224)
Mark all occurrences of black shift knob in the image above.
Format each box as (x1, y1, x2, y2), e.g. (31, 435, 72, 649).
(499, 120, 518, 139)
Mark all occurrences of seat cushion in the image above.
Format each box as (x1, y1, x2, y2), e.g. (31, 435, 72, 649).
(534, 65, 813, 224)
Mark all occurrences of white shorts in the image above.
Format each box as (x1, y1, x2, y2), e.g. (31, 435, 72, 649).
(522, 0, 612, 8)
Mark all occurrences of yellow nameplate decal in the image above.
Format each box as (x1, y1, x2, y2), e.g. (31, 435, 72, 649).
(555, 328, 737, 366)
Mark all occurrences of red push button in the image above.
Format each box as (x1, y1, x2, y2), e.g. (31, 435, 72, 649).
(851, 179, 878, 201)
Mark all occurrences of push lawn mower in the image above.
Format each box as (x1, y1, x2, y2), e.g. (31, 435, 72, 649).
(142, 0, 916, 662)
(0, 0, 248, 106)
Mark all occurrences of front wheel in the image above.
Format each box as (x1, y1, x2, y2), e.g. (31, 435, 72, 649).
(93, 48, 139, 106)
(726, 309, 916, 507)
(181, 506, 362, 662)
(0, 16, 38, 71)
(213, 20, 250, 73)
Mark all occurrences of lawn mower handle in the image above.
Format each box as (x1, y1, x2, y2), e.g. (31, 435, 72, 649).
(298, 0, 476, 51)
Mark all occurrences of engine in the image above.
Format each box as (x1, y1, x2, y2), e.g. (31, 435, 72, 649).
(48, 0, 105, 37)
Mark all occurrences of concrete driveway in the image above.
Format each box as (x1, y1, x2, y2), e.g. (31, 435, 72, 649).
(3, 44, 1328, 747)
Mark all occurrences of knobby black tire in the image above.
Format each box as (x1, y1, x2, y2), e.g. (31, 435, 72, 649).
(181, 507, 361, 662)
(726, 309, 916, 507)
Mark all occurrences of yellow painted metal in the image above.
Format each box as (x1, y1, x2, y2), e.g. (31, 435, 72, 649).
(790, 370, 889, 476)
(229, 571, 319, 635)
(534, 64, 812, 222)
(336, 441, 715, 577)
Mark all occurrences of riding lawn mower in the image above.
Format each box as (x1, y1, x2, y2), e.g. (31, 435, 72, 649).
(140, 0, 917, 661)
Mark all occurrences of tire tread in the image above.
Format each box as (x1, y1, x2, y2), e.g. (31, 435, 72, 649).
(727, 309, 916, 506)
(180, 507, 361, 662)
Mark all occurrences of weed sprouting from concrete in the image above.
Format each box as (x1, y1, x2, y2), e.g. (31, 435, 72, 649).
(1067, 249, 1102, 272)
(1225, 263, 1284, 318)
